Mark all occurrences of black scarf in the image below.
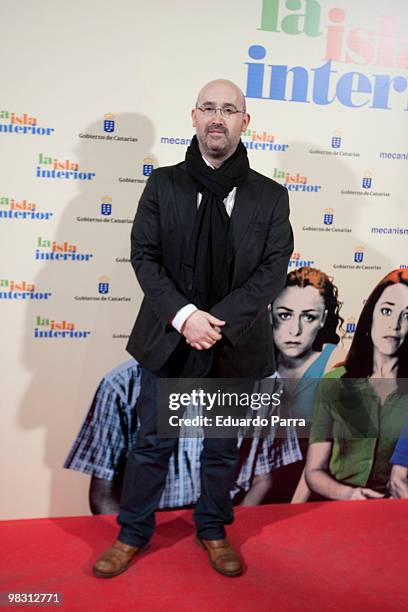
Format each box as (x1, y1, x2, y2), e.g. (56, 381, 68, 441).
(170, 135, 249, 377)
(184, 135, 249, 310)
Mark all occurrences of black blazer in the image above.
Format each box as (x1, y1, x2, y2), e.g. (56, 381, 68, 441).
(126, 162, 293, 378)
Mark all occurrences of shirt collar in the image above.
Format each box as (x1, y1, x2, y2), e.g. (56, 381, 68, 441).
(202, 155, 215, 170)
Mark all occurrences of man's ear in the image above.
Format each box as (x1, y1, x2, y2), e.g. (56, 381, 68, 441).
(191, 108, 197, 127)
(242, 113, 250, 132)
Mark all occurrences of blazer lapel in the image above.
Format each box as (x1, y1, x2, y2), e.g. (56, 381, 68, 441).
(173, 164, 198, 247)
(231, 173, 262, 252)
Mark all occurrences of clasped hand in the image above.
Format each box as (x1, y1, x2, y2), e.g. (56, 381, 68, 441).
(181, 310, 225, 350)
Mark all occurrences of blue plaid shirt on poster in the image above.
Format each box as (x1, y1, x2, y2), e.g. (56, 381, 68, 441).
(64, 360, 301, 508)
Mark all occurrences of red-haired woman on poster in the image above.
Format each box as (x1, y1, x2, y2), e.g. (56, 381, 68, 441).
(240, 266, 344, 505)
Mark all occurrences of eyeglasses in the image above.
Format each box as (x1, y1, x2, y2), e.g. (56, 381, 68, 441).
(196, 104, 246, 118)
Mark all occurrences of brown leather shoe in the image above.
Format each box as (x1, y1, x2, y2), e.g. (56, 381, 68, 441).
(93, 540, 148, 578)
(196, 537, 243, 577)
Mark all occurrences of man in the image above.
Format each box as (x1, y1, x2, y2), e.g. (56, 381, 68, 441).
(93, 79, 293, 578)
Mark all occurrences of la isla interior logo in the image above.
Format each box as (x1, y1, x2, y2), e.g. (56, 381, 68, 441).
(34, 316, 90, 338)
(0, 279, 51, 301)
(0, 195, 53, 221)
(35, 237, 94, 262)
(288, 251, 315, 269)
(0, 111, 55, 136)
(36, 154, 95, 181)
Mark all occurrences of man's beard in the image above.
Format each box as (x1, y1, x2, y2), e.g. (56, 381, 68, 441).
(201, 125, 231, 158)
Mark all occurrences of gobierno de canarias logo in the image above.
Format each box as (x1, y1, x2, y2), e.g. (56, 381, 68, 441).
(142, 157, 155, 177)
(362, 171, 373, 190)
(354, 245, 365, 263)
(100, 196, 112, 216)
(35, 237, 93, 262)
(301, 208, 352, 234)
(0, 196, 53, 221)
(330, 130, 342, 149)
(34, 316, 90, 338)
(0, 280, 51, 301)
(0, 111, 55, 136)
(346, 316, 357, 335)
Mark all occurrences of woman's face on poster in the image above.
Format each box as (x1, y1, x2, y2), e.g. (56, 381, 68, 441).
(272, 285, 327, 359)
(371, 283, 408, 357)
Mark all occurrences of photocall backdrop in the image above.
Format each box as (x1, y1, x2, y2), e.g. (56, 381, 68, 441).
(1, 0, 407, 519)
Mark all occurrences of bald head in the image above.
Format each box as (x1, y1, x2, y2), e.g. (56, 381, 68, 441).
(191, 79, 250, 166)
(195, 79, 246, 112)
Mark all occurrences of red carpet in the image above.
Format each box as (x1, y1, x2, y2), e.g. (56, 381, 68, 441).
(1, 500, 407, 611)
